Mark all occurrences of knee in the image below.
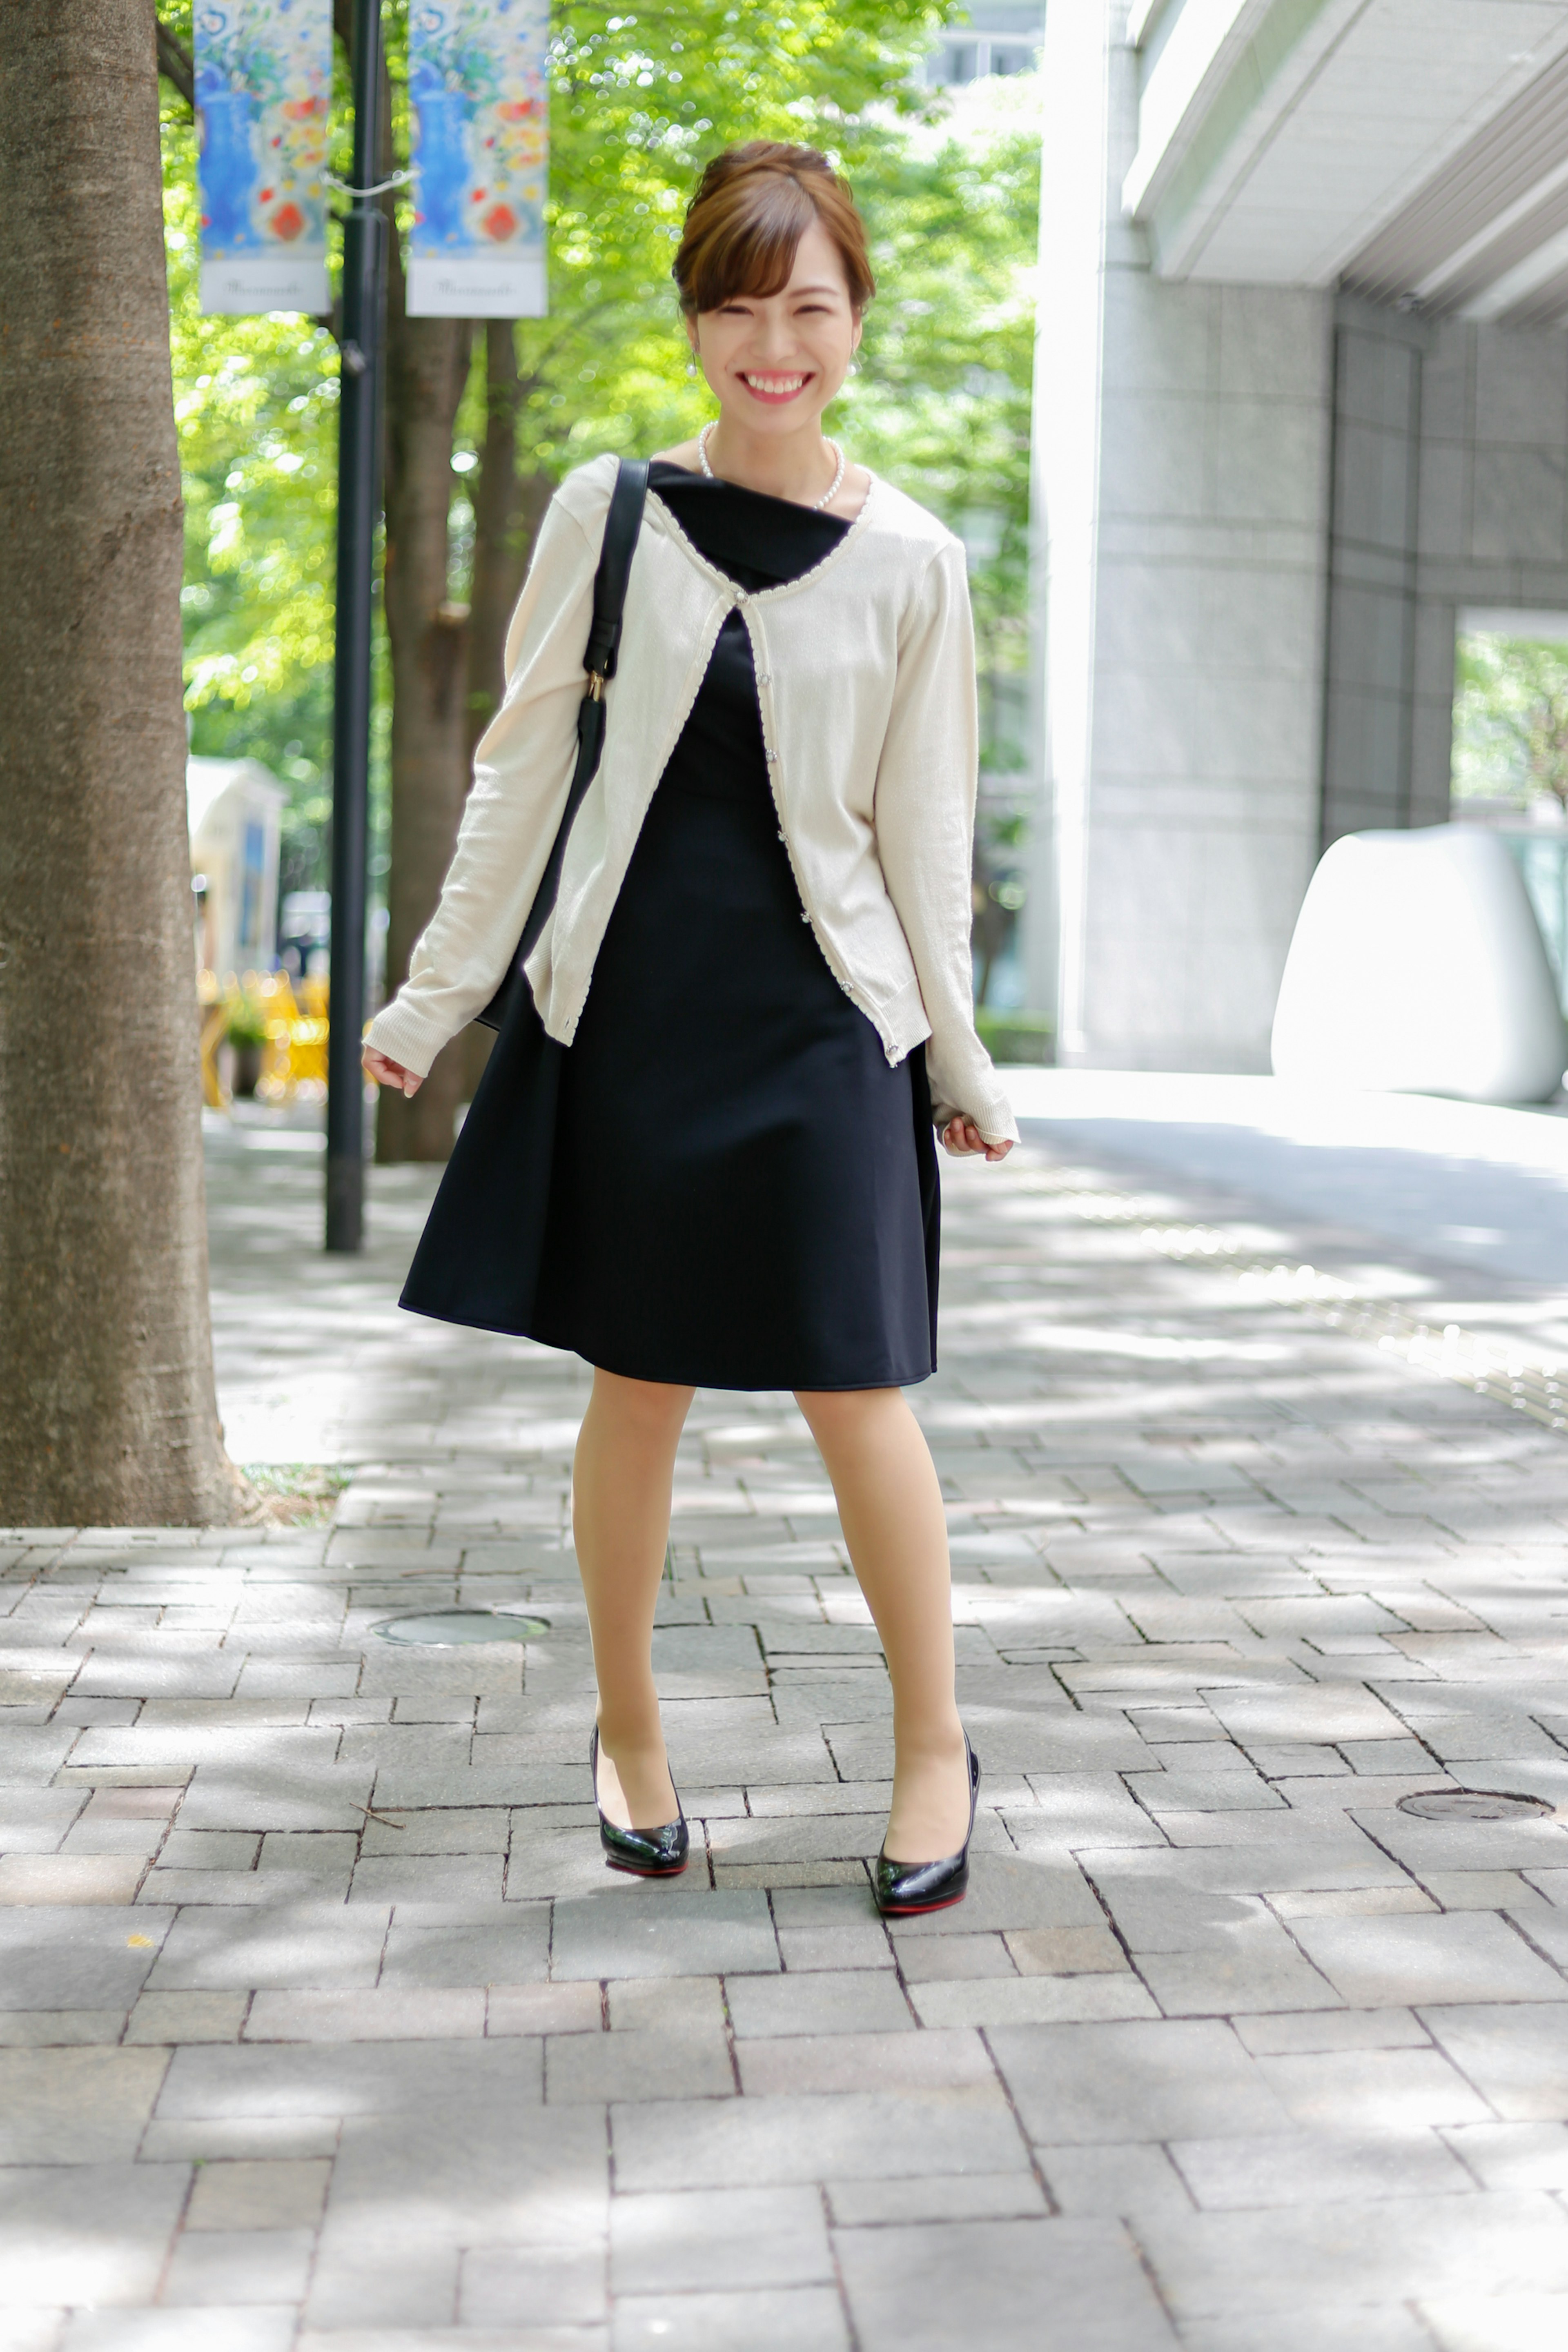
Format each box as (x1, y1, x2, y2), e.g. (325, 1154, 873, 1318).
(589, 1369, 694, 1447)
(794, 1385, 902, 1448)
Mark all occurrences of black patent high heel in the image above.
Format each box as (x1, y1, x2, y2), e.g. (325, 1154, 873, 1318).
(590, 1725, 689, 1878)
(874, 1735, 979, 1917)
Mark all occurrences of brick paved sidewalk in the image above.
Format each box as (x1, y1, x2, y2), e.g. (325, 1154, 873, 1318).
(4, 1116, 1568, 2350)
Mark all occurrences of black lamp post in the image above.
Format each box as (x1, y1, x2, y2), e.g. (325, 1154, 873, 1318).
(325, 0, 388, 1252)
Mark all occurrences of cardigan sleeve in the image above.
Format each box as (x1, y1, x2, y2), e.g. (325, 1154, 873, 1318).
(363, 471, 608, 1078)
(872, 539, 1018, 1147)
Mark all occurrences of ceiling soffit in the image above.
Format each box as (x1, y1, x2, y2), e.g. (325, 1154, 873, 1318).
(1345, 47, 1568, 315)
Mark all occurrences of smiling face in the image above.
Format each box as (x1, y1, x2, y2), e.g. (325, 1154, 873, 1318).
(688, 218, 863, 442)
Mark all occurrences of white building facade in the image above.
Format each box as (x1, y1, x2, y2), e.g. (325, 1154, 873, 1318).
(1028, 0, 1568, 1068)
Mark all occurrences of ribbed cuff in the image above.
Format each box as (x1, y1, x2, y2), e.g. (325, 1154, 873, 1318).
(364, 997, 454, 1080)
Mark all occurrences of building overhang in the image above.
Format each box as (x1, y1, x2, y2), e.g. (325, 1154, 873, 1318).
(1124, 0, 1568, 320)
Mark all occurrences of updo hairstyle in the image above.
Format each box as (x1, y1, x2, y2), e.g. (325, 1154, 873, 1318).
(672, 141, 875, 317)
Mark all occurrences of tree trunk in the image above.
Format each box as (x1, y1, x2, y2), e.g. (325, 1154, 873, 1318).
(0, 1, 243, 1523)
(374, 233, 474, 1164)
(457, 324, 552, 1101)
(466, 322, 552, 765)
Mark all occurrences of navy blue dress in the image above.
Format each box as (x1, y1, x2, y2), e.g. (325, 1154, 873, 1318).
(401, 465, 939, 1392)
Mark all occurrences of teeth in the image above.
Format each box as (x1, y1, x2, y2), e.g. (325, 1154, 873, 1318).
(744, 374, 806, 393)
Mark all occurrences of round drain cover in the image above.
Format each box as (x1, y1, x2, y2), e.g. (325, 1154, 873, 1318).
(1397, 1789, 1552, 1822)
(370, 1611, 549, 1647)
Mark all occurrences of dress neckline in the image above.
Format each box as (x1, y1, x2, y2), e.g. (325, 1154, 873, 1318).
(647, 461, 851, 595)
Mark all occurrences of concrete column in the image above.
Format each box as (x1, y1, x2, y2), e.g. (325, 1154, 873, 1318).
(1026, 0, 1334, 1071)
(1321, 295, 1433, 844)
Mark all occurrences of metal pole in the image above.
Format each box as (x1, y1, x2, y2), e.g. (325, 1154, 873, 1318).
(325, 0, 387, 1252)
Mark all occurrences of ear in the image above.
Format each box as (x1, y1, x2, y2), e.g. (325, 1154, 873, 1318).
(851, 314, 864, 355)
(685, 314, 700, 354)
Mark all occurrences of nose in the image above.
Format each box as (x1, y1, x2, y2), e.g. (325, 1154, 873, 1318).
(750, 308, 799, 363)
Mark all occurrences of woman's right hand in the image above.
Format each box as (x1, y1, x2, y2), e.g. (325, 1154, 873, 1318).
(363, 1047, 423, 1098)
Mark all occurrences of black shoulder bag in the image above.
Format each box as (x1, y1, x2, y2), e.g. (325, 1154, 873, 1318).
(475, 455, 650, 1031)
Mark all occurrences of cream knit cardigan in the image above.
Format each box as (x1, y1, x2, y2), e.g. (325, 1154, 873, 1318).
(366, 452, 1018, 1146)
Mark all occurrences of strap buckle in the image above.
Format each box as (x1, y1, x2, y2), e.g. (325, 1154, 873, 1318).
(585, 669, 606, 702)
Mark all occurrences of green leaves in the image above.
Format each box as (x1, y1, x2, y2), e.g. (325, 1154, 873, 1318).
(162, 6, 1040, 880)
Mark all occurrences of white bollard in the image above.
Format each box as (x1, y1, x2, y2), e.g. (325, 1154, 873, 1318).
(1270, 824, 1566, 1103)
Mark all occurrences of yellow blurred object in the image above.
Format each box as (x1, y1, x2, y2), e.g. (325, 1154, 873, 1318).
(197, 967, 331, 1106)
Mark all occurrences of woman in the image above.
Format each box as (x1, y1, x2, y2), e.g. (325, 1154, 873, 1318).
(364, 142, 1017, 1916)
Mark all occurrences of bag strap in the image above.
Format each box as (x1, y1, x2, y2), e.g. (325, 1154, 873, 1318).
(582, 457, 650, 694)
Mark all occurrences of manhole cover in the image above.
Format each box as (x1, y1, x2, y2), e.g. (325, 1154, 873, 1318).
(370, 1611, 549, 1647)
(1397, 1789, 1552, 1822)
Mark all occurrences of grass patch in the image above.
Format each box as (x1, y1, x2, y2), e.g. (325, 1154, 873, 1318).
(238, 1464, 350, 1527)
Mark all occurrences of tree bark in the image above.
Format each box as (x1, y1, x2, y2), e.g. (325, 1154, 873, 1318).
(374, 231, 474, 1163)
(457, 324, 552, 1103)
(466, 321, 552, 766)
(0, 0, 244, 1523)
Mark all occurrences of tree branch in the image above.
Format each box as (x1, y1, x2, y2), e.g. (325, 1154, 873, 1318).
(155, 19, 195, 112)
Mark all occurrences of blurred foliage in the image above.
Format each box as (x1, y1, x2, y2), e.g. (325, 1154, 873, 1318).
(158, 4, 1039, 894)
(1454, 633, 1568, 811)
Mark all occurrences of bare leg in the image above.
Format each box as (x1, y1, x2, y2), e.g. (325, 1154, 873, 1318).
(794, 1387, 970, 1861)
(572, 1367, 693, 1829)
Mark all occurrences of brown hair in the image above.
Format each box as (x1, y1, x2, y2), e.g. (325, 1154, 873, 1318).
(673, 142, 875, 317)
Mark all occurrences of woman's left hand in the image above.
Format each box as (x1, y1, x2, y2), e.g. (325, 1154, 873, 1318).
(941, 1118, 1012, 1164)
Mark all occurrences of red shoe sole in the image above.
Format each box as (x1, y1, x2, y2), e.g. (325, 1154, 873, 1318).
(604, 1857, 689, 1878)
(877, 1887, 969, 1918)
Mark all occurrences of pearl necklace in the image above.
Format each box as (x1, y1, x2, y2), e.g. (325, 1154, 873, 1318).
(697, 421, 846, 512)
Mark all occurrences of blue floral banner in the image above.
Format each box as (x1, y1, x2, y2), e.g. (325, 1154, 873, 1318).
(407, 0, 549, 317)
(195, 0, 332, 314)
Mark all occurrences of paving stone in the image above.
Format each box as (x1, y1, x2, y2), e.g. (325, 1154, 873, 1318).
(609, 2186, 831, 2293)
(910, 1972, 1157, 2027)
(160, 2227, 314, 2305)
(0, 1856, 144, 1905)
(549, 1889, 780, 1981)
(1419, 2289, 1568, 2350)
(381, 1906, 551, 1988)
(307, 2102, 606, 2328)
(0, 2048, 169, 2163)
(1234, 2008, 1428, 2054)
(1421, 2006, 1568, 2120)
(158, 2037, 542, 2118)
(776, 1923, 894, 1971)
(737, 2027, 993, 2096)
(609, 2089, 1028, 2190)
(1034, 2141, 1194, 2218)
(0, 2010, 126, 2047)
(987, 2019, 1292, 2145)
(607, 1978, 724, 2034)
(459, 2244, 606, 2326)
(126, 1991, 247, 2044)
(827, 2173, 1048, 2225)
(612, 2288, 848, 2351)
(0, 2162, 189, 2305)
(546, 2028, 733, 2104)
(1171, 2127, 1474, 2208)
(1007, 1926, 1129, 1975)
(488, 1982, 601, 2036)
(1136, 2194, 1568, 2321)
(893, 1930, 1016, 1981)
(186, 2158, 330, 2230)
(1442, 2122, 1568, 2191)
(834, 2217, 1179, 2351)
(147, 1902, 389, 1992)
(245, 1988, 486, 2041)
(727, 1970, 912, 2040)
(59, 2314, 297, 2351)
(139, 2117, 340, 2163)
(1256, 2047, 1494, 2130)
(1287, 1913, 1568, 2007)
